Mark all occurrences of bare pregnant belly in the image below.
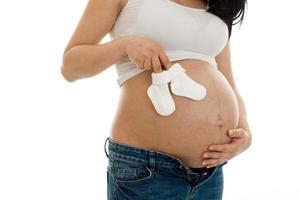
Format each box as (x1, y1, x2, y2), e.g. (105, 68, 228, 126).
(110, 59, 240, 168)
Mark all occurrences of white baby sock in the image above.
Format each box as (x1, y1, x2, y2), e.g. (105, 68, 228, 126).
(166, 63, 207, 101)
(147, 70, 175, 116)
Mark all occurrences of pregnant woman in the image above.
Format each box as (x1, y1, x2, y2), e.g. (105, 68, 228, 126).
(61, 0, 252, 199)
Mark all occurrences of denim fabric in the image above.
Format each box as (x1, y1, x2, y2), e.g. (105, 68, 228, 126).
(104, 136, 228, 200)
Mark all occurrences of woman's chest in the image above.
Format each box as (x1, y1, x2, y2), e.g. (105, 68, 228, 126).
(111, 0, 228, 57)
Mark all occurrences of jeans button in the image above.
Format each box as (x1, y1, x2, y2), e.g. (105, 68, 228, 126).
(202, 172, 208, 176)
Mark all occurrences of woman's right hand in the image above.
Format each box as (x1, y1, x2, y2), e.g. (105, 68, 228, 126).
(123, 35, 171, 73)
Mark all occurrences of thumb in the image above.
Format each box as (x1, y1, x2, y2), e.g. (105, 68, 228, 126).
(228, 129, 243, 138)
(159, 52, 171, 70)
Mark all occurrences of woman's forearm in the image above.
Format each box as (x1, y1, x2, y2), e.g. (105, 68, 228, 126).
(61, 36, 129, 82)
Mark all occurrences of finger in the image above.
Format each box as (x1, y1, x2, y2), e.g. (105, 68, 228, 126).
(151, 55, 163, 73)
(202, 158, 224, 168)
(206, 161, 228, 168)
(202, 151, 230, 159)
(131, 56, 142, 69)
(209, 143, 234, 152)
(228, 128, 246, 138)
(143, 57, 152, 71)
(158, 50, 170, 70)
(135, 57, 144, 70)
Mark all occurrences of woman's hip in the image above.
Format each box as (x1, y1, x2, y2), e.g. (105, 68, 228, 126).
(104, 136, 228, 200)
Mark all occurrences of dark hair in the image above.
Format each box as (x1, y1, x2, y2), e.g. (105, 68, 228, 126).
(206, 0, 248, 40)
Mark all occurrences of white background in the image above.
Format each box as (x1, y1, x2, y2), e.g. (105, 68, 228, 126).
(1, 0, 299, 199)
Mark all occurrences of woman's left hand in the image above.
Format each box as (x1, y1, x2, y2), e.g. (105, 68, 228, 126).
(201, 128, 252, 168)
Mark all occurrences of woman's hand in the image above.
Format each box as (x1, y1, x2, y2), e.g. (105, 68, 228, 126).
(124, 35, 171, 72)
(201, 128, 252, 168)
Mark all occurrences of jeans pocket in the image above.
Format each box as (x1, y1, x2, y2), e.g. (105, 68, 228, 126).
(111, 157, 153, 186)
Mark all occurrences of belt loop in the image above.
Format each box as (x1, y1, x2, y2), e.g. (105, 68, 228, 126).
(149, 150, 156, 170)
(104, 136, 109, 158)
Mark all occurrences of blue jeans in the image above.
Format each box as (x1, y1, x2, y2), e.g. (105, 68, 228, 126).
(104, 136, 228, 200)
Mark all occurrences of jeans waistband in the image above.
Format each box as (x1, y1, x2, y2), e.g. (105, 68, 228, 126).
(104, 136, 193, 170)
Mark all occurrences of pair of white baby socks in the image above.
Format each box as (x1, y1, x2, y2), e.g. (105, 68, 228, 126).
(147, 63, 207, 116)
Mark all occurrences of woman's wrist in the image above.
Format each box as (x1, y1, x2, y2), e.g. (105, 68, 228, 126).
(116, 35, 135, 59)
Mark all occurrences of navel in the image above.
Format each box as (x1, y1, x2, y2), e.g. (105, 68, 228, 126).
(208, 113, 224, 127)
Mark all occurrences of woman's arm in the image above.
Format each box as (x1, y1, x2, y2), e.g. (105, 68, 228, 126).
(215, 41, 252, 147)
(60, 0, 128, 82)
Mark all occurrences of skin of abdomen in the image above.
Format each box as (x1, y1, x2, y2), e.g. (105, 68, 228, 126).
(110, 59, 240, 168)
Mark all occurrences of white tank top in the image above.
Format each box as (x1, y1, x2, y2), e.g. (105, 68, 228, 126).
(109, 0, 229, 87)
